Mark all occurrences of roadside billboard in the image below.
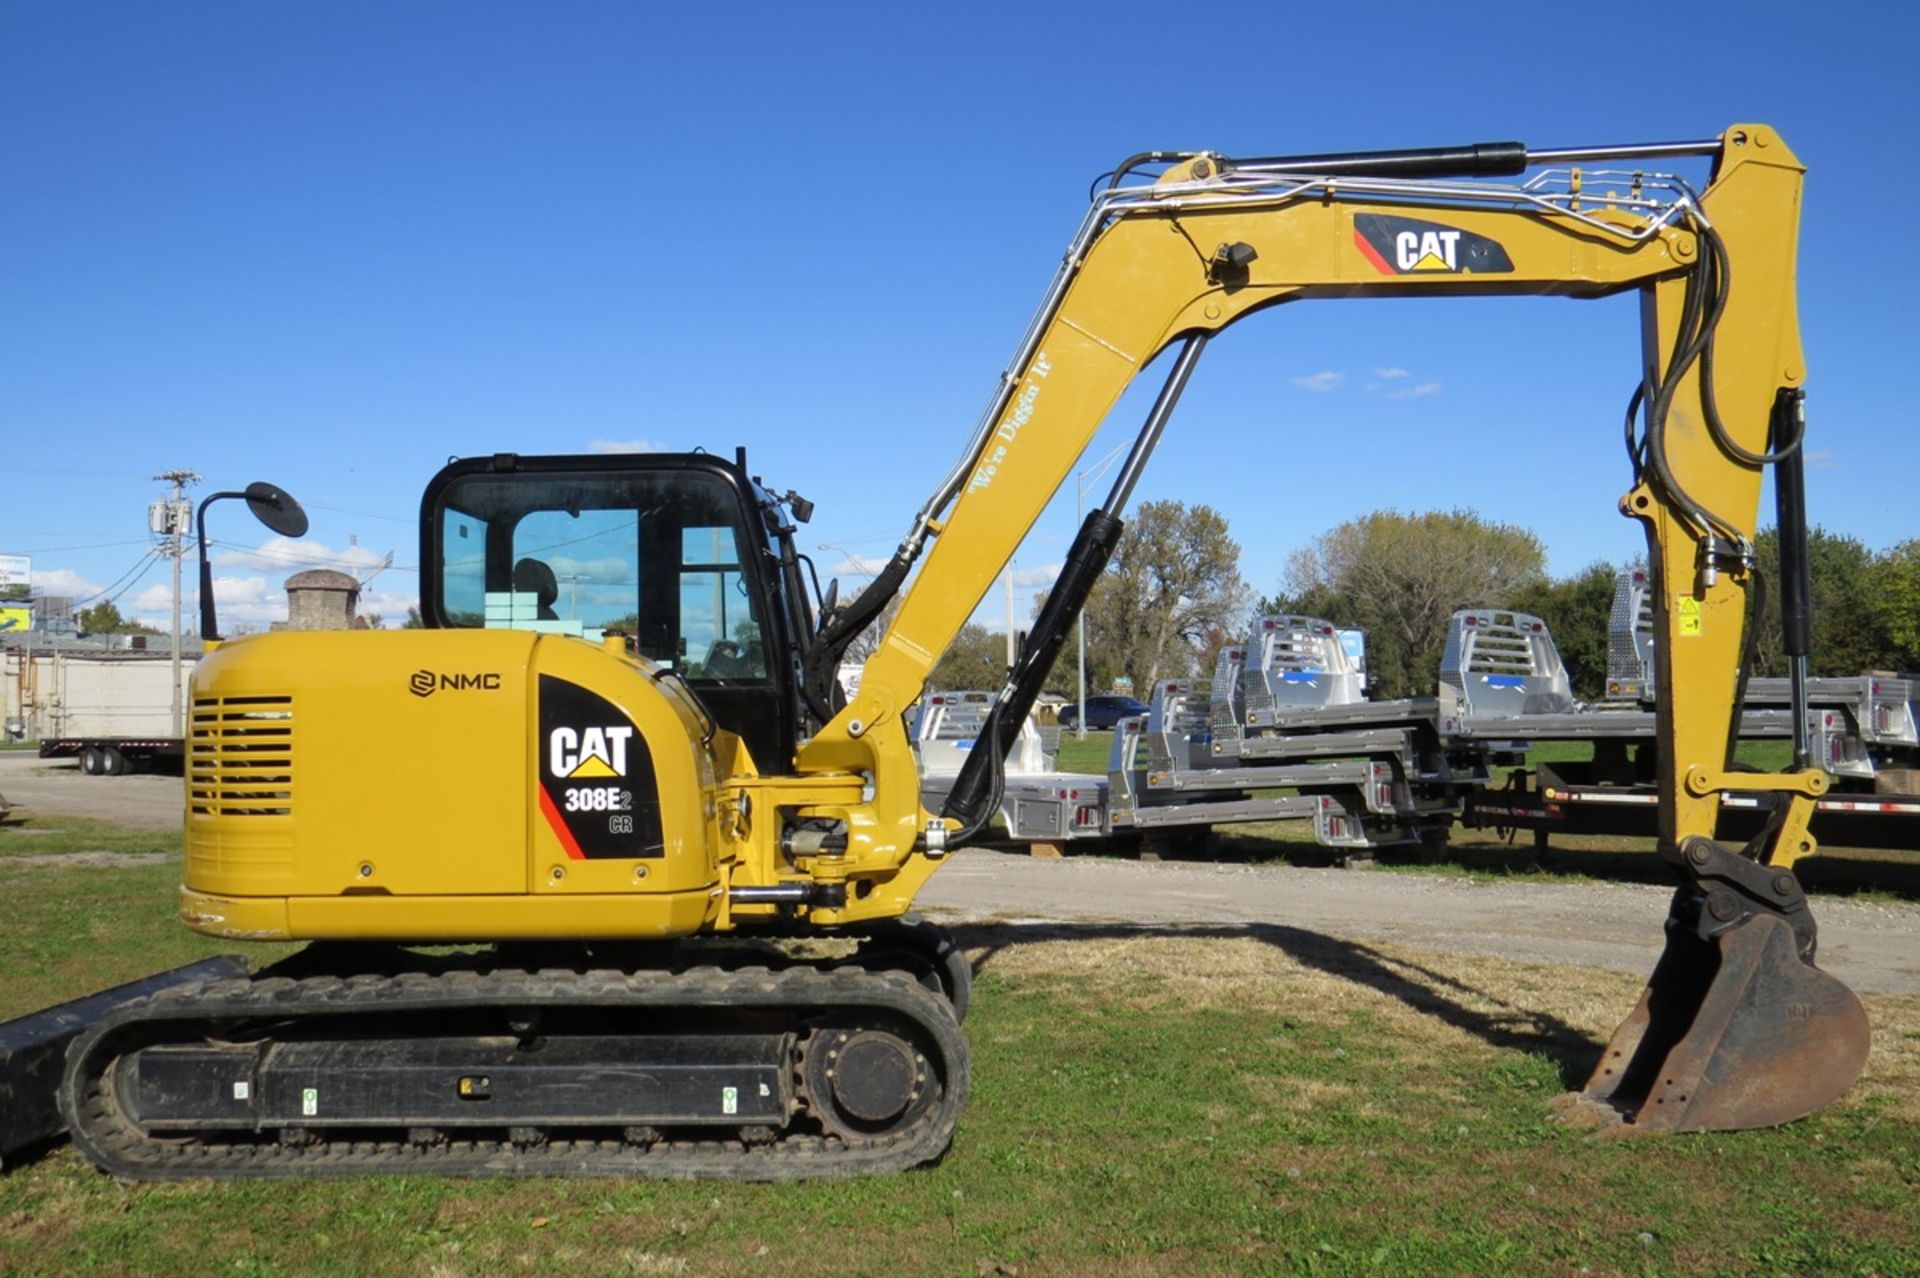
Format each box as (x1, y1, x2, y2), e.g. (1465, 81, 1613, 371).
(0, 554, 27, 601)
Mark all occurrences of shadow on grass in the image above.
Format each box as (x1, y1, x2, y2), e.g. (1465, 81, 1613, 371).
(954, 918, 1608, 1088)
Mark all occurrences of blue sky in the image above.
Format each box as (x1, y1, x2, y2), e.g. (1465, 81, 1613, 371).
(4, 2, 1916, 633)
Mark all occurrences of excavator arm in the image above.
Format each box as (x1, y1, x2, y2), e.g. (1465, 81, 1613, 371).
(780, 123, 1866, 1131)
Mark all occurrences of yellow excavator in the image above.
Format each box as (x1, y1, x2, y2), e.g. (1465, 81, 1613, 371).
(54, 123, 1869, 1178)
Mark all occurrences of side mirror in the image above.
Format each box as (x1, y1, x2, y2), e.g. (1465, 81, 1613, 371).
(198, 481, 309, 641)
(244, 482, 309, 539)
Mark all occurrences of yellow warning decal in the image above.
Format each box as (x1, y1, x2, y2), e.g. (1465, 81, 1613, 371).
(1677, 596, 1703, 637)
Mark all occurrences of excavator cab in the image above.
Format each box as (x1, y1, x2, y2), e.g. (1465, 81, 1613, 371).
(418, 452, 814, 775)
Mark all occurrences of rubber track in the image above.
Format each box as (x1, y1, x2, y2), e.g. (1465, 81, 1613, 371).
(61, 965, 969, 1181)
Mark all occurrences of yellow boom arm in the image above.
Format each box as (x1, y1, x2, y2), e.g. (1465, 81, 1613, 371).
(771, 124, 1866, 1133)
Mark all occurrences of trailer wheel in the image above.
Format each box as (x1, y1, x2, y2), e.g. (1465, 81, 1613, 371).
(101, 747, 128, 776)
(80, 746, 104, 776)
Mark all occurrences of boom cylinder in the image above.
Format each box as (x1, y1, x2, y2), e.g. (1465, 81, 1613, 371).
(940, 508, 1123, 835)
(941, 335, 1209, 837)
(1771, 388, 1813, 769)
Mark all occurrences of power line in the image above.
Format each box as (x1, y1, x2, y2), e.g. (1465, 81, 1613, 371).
(71, 548, 162, 606)
(3, 538, 155, 554)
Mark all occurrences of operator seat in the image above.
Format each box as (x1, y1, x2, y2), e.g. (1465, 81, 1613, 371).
(511, 556, 561, 621)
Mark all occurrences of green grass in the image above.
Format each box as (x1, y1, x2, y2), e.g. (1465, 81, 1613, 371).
(0, 816, 298, 1019)
(1052, 727, 1113, 774)
(1, 856, 1917, 1276)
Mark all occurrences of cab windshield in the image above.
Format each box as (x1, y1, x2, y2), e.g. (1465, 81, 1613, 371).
(431, 466, 768, 680)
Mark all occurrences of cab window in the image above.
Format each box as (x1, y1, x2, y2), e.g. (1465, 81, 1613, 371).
(431, 466, 768, 682)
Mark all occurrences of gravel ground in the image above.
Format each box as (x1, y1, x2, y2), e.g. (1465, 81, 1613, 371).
(7, 749, 1918, 994)
(917, 848, 1920, 995)
(0, 751, 183, 828)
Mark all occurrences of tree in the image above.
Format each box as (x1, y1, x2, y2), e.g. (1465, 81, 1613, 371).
(1276, 510, 1547, 699)
(1511, 561, 1626, 701)
(841, 590, 904, 665)
(75, 601, 161, 636)
(1078, 500, 1246, 694)
(403, 606, 426, 629)
(1749, 527, 1888, 677)
(930, 622, 1009, 690)
(1872, 539, 1920, 672)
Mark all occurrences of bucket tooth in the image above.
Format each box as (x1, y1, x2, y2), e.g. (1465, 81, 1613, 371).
(1574, 912, 1869, 1133)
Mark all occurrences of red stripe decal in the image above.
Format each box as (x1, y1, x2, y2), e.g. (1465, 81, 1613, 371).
(539, 785, 587, 860)
(1353, 227, 1396, 275)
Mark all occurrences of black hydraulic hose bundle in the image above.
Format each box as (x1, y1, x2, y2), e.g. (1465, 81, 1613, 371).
(803, 547, 915, 718)
(1771, 389, 1814, 661)
(1771, 388, 1815, 771)
(941, 509, 1127, 842)
(1632, 221, 1738, 542)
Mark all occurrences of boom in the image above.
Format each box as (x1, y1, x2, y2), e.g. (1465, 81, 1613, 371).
(805, 126, 1800, 885)
(786, 124, 1864, 1131)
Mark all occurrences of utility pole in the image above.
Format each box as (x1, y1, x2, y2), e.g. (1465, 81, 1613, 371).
(153, 470, 201, 739)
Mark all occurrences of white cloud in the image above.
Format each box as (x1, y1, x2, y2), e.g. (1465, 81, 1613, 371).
(1010, 562, 1062, 590)
(1291, 370, 1343, 393)
(1374, 367, 1410, 379)
(355, 588, 420, 627)
(127, 544, 385, 629)
(547, 554, 631, 584)
(128, 583, 178, 613)
(1805, 449, 1838, 471)
(125, 572, 422, 631)
(212, 536, 391, 576)
(826, 553, 888, 579)
(1389, 381, 1444, 399)
(28, 566, 104, 598)
(588, 438, 663, 454)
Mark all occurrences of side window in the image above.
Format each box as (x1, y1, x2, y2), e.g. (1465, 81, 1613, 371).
(679, 526, 765, 679)
(442, 511, 489, 626)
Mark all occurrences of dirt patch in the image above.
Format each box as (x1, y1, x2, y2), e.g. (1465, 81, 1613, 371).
(7, 851, 171, 868)
(922, 849, 1920, 995)
(0, 754, 183, 830)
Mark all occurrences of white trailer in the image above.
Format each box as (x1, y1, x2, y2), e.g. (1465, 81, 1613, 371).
(4, 649, 193, 775)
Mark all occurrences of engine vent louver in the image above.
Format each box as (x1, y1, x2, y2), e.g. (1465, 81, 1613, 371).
(189, 695, 294, 818)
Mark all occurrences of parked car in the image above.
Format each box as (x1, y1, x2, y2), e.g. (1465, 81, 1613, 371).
(1058, 695, 1150, 730)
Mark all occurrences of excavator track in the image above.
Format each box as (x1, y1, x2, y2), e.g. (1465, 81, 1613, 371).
(61, 963, 968, 1181)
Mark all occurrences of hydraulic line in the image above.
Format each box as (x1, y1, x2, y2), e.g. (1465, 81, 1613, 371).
(942, 335, 1209, 842)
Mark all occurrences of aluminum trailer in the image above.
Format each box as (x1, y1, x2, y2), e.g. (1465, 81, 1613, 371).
(1107, 617, 1487, 854)
(1604, 569, 1919, 785)
(910, 691, 1107, 848)
(1464, 759, 1920, 853)
(1113, 606, 1918, 860)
